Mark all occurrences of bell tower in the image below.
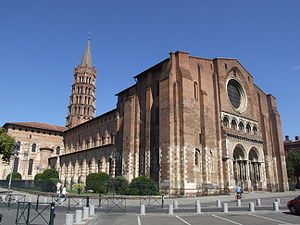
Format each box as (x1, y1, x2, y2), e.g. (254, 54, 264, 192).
(66, 35, 96, 128)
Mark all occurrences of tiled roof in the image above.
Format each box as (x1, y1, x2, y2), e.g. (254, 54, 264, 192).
(4, 122, 67, 132)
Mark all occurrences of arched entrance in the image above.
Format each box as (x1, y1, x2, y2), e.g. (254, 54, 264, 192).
(233, 145, 246, 186)
(249, 148, 261, 190)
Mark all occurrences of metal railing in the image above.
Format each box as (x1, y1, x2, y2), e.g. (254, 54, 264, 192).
(0, 194, 26, 208)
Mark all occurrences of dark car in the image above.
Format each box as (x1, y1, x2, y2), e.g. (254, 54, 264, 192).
(287, 195, 300, 214)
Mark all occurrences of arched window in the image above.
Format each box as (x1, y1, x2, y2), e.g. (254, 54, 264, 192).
(253, 126, 258, 135)
(56, 146, 60, 155)
(98, 159, 102, 173)
(238, 122, 244, 131)
(28, 159, 34, 175)
(231, 119, 237, 129)
(195, 149, 200, 167)
(31, 143, 36, 152)
(223, 117, 229, 128)
(85, 87, 88, 94)
(194, 82, 198, 100)
(246, 124, 251, 133)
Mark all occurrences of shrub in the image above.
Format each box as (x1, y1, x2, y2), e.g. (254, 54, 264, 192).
(42, 168, 59, 180)
(6, 172, 22, 180)
(86, 172, 110, 193)
(108, 176, 128, 194)
(72, 183, 86, 194)
(34, 173, 44, 180)
(289, 182, 296, 191)
(127, 176, 159, 195)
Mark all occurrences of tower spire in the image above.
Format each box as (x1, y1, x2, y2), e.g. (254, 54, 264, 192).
(81, 33, 92, 66)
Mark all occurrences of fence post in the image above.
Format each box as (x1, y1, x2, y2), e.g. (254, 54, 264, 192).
(86, 196, 90, 207)
(8, 194, 11, 208)
(36, 195, 40, 211)
(49, 203, 56, 225)
(161, 195, 164, 208)
(68, 196, 71, 212)
(99, 194, 102, 207)
(26, 203, 31, 225)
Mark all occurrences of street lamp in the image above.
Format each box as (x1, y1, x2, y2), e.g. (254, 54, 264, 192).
(7, 142, 20, 193)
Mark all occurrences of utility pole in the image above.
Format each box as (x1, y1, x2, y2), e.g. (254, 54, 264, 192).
(7, 142, 20, 193)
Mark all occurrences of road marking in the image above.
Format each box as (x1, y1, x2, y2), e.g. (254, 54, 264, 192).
(176, 215, 192, 225)
(249, 214, 290, 224)
(137, 215, 141, 225)
(212, 214, 243, 225)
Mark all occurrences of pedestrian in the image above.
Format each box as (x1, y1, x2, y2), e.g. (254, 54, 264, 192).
(62, 186, 68, 198)
(236, 184, 242, 199)
(56, 181, 62, 198)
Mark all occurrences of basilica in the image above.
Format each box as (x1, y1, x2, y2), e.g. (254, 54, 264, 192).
(1, 39, 289, 195)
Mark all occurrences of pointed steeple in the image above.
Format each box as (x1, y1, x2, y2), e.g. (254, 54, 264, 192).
(81, 33, 92, 66)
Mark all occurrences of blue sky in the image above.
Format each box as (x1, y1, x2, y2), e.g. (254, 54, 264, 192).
(1, 0, 299, 139)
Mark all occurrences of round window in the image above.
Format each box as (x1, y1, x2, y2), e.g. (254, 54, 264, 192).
(227, 79, 246, 113)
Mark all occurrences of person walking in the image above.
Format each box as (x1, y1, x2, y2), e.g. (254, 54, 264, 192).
(236, 185, 242, 199)
(62, 186, 68, 198)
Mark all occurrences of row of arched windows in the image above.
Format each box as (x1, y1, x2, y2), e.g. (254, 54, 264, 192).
(76, 76, 94, 84)
(75, 86, 94, 95)
(68, 134, 115, 152)
(73, 106, 93, 116)
(73, 95, 93, 105)
(222, 117, 258, 135)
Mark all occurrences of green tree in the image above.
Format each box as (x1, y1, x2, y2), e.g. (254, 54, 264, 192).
(42, 168, 59, 179)
(108, 176, 128, 194)
(127, 176, 159, 195)
(287, 151, 300, 178)
(0, 127, 16, 163)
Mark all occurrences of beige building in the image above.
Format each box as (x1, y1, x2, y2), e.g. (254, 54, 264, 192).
(0, 122, 66, 180)
(1, 39, 289, 195)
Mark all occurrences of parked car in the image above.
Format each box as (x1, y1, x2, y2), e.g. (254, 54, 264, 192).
(287, 195, 300, 214)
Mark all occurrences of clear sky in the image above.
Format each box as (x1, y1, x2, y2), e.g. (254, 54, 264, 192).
(1, 0, 299, 139)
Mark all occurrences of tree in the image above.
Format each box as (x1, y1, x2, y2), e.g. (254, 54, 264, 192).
(0, 127, 16, 163)
(127, 176, 159, 195)
(42, 168, 59, 180)
(287, 151, 300, 179)
(6, 172, 22, 180)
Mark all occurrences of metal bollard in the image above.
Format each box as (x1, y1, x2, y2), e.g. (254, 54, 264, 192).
(65, 214, 73, 225)
(83, 207, 89, 219)
(256, 199, 261, 207)
(195, 200, 201, 213)
(173, 200, 179, 209)
(140, 204, 145, 215)
(75, 210, 82, 223)
(216, 199, 222, 208)
(89, 205, 95, 216)
(249, 202, 255, 212)
(43, 197, 48, 203)
(273, 201, 279, 211)
(168, 204, 174, 214)
(222, 203, 228, 213)
(275, 198, 281, 206)
(236, 199, 241, 207)
(28, 196, 32, 203)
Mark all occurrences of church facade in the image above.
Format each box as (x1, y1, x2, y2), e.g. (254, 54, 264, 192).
(48, 40, 288, 195)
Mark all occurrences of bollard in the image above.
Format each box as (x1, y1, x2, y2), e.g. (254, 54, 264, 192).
(216, 199, 221, 208)
(222, 203, 228, 213)
(168, 204, 174, 214)
(65, 214, 73, 225)
(43, 197, 48, 203)
(249, 202, 255, 212)
(86, 196, 90, 207)
(161, 195, 164, 208)
(140, 204, 145, 215)
(273, 201, 279, 211)
(236, 199, 241, 207)
(173, 200, 178, 209)
(83, 207, 89, 219)
(28, 196, 32, 203)
(275, 198, 281, 206)
(75, 210, 82, 224)
(195, 200, 201, 213)
(256, 199, 261, 207)
(89, 205, 95, 216)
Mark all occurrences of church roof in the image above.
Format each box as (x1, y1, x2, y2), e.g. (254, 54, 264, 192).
(80, 35, 92, 67)
(4, 122, 67, 132)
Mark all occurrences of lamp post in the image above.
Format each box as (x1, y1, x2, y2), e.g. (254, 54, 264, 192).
(7, 142, 20, 193)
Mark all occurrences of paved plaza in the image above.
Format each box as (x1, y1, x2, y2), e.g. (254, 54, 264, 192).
(0, 188, 299, 225)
